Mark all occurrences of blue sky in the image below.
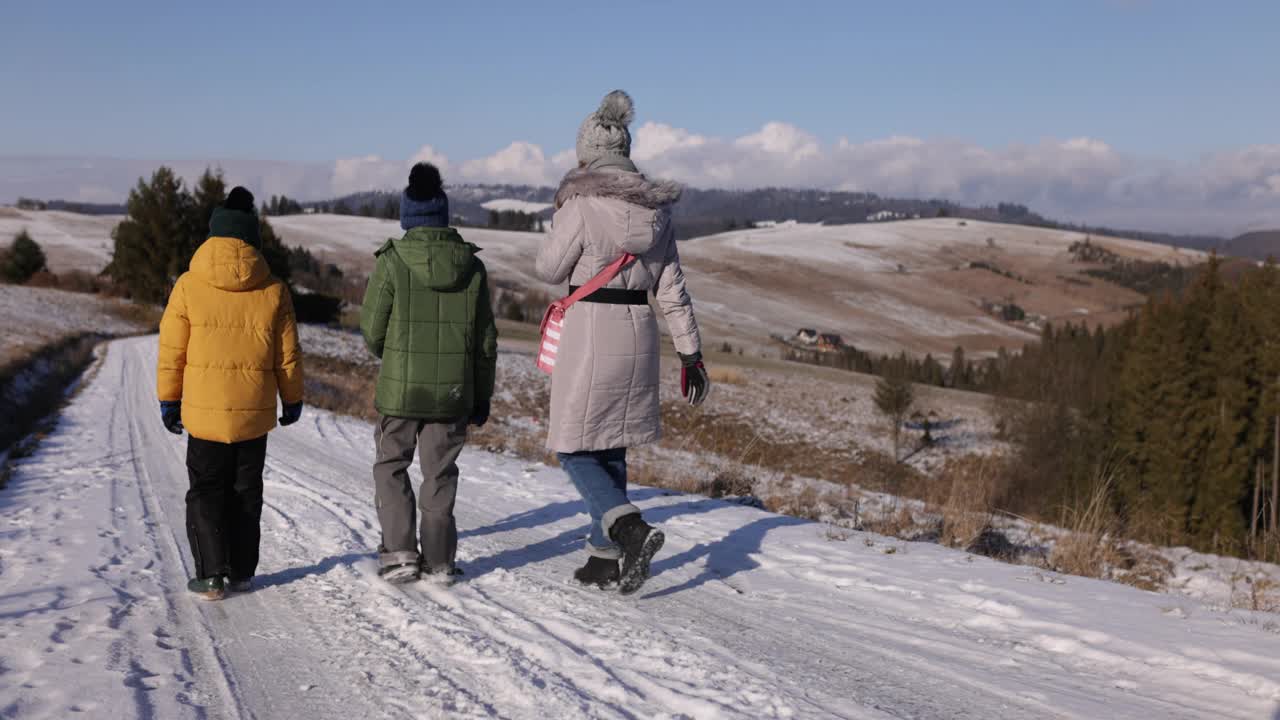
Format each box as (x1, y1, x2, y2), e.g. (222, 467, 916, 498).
(2, 1, 1279, 233)
(2, 0, 1275, 161)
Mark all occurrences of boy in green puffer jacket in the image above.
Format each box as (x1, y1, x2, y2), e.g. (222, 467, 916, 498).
(360, 163, 498, 583)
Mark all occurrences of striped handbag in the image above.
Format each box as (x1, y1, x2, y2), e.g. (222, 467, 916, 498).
(536, 253, 636, 374)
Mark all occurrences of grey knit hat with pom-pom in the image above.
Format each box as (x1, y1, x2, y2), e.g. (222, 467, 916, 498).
(575, 90, 635, 165)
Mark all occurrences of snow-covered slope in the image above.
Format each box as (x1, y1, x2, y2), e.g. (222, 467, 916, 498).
(480, 199, 553, 214)
(676, 218, 1206, 356)
(275, 215, 1211, 357)
(1, 336, 1278, 719)
(0, 208, 121, 273)
(4, 207, 1214, 357)
(0, 285, 148, 366)
(269, 214, 553, 293)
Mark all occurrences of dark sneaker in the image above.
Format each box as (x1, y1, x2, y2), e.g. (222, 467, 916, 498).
(378, 562, 420, 584)
(610, 514, 665, 595)
(187, 576, 226, 601)
(227, 577, 253, 593)
(573, 556, 620, 589)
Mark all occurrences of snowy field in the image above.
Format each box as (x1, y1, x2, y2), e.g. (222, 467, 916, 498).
(480, 199, 553, 214)
(273, 214, 1208, 358)
(2, 336, 1278, 719)
(300, 323, 1280, 617)
(0, 208, 120, 273)
(676, 218, 1206, 357)
(0, 285, 149, 367)
(3, 207, 1213, 358)
(269, 214, 553, 294)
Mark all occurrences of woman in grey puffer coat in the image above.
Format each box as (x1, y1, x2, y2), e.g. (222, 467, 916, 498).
(535, 90, 710, 594)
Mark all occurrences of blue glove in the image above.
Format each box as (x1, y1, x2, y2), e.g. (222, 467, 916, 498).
(160, 401, 184, 434)
(469, 399, 490, 428)
(279, 402, 303, 426)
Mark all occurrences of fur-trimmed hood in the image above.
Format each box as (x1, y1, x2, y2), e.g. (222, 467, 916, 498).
(554, 168, 682, 210)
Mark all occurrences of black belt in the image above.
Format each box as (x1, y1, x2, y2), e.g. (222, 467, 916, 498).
(569, 286, 650, 305)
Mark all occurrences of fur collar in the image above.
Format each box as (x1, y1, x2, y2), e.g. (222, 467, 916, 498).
(554, 167, 682, 210)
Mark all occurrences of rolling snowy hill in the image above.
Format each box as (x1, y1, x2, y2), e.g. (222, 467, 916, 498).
(0, 208, 121, 273)
(1, 336, 1278, 719)
(0, 207, 1210, 357)
(270, 214, 1205, 357)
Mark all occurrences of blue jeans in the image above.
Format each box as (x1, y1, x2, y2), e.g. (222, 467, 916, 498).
(557, 448, 640, 560)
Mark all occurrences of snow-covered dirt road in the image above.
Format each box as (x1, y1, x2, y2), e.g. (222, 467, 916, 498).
(2, 337, 1279, 719)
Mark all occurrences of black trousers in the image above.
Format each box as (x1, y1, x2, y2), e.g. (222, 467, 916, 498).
(186, 435, 268, 580)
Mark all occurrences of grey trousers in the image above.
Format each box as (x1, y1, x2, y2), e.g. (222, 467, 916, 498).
(373, 416, 468, 572)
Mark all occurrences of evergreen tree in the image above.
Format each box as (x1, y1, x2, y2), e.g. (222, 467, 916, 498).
(1, 229, 48, 283)
(1191, 266, 1260, 552)
(104, 167, 193, 303)
(949, 346, 969, 389)
(105, 166, 292, 304)
(257, 218, 291, 285)
(382, 196, 400, 220)
(186, 169, 227, 275)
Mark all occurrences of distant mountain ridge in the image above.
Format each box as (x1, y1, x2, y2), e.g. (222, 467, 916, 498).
(12, 180, 1233, 251)
(1222, 230, 1280, 261)
(316, 184, 1230, 247)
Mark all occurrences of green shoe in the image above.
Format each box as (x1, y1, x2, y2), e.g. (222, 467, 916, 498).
(187, 576, 226, 601)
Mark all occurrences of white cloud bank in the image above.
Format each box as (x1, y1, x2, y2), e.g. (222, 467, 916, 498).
(6, 121, 1280, 235)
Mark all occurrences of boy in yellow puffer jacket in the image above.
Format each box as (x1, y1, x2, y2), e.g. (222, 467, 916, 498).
(157, 186, 304, 600)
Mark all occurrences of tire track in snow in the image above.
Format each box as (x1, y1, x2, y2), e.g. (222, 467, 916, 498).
(119, 339, 395, 720)
(10, 335, 1274, 719)
(263, 426, 672, 717)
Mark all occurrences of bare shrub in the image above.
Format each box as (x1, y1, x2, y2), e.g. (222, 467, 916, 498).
(1110, 544, 1174, 592)
(708, 471, 755, 498)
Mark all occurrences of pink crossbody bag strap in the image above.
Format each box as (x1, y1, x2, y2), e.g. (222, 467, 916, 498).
(537, 253, 636, 374)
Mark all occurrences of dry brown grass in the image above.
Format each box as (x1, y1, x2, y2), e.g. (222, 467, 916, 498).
(933, 456, 1001, 551)
(707, 470, 755, 498)
(707, 367, 748, 385)
(104, 300, 164, 331)
(660, 402, 922, 495)
(1109, 544, 1174, 592)
(862, 503, 918, 538)
(303, 354, 379, 421)
(0, 333, 102, 467)
(1049, 472, 1121, 580)
(1230, 575, 1280, 613)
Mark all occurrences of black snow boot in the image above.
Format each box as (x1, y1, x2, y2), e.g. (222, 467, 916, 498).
(573, 556, 620, 589)
(609, 513, 665, 595)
